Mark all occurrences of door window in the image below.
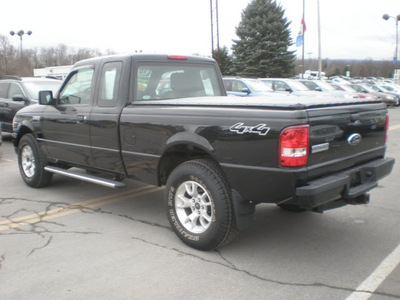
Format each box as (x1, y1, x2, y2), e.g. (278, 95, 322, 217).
(274, 81, 290, 92)
(59, 68, 94, 105)
(8, 83, 24, 99)
(231, 81, 247, 92)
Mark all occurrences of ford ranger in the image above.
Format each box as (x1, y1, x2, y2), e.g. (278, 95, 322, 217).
(12, 54, 395, 250)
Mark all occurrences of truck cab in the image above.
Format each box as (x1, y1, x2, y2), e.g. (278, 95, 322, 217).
(33, 55, 226, 174)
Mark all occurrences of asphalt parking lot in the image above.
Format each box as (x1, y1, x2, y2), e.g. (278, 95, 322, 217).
(1, 109, 400, 300)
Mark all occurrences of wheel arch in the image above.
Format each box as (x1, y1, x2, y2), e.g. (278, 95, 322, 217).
(158, 132, 219, 186)
(13, 123, 34, 150)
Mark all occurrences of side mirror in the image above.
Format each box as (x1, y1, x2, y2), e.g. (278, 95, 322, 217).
(241, 88, 250, 94)
(39, 90, 54, 105)
(12, 94, 26, 102)
(315, 87, 322, 92)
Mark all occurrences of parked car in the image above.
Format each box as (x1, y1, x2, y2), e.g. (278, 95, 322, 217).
(223, 77, 275, 97)
(349, 83, 399, 107)
(370, 85, 400, 106)
(331, 83, 373, 99)
(259, 78, 328, 97)
(0, 76, 61, 132)
(299, 80, 359, 99)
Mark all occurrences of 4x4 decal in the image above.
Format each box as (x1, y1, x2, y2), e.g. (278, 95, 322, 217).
(229, 123, 270, 136)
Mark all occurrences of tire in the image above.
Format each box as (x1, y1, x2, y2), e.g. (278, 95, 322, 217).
(165, 159, 238, 250)
(17, 134, 52, 188)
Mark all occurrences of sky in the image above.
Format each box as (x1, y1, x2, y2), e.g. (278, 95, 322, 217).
(1, 0, 399, 61)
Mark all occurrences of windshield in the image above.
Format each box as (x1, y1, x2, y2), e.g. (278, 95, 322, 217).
(381, 85, 398, 92)
(244, 79, 272, 92)
(360, 85, 375, 92)
(289, 81, 310, 91)
(317, 81, 336, 91)
(24, 81, 62, 100)
(371, 85, 384, 92)
(335, 84, 357, 93)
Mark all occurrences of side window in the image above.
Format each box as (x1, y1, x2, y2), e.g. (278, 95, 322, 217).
(223, 80, 233, 91)
(8, 83, 24, 99)
(0, 83, 10, 98)
(232, 81, 246, 92)
(274, 81, 289, 92)
(98, 62, 122, 107)
(263, 81, 273, 89)
(58, 68, 94, 105)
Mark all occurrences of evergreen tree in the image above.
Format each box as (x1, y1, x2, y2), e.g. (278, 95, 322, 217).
(213, 46, 234, 75)
(231, 0, 295, 78)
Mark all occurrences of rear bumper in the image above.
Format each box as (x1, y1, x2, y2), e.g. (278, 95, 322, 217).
(295, 157, 395, 210)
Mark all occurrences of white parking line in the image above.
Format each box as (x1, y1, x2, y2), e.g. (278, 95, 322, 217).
(346, 243, 400, 300)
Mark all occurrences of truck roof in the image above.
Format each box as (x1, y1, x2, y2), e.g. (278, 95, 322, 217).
(73, 54, 216, 68)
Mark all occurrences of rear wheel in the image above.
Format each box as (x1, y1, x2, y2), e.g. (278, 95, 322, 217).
(18, 134, 52, 188)
(165, 159, 238, 250)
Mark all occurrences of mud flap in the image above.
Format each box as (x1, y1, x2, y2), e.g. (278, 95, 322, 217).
(232, 189, 255, 230)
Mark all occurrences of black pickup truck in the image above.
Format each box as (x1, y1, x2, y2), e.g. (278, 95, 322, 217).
(12, 54, 395, 250)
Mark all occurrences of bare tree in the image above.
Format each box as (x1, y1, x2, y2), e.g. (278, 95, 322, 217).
(0, 34, 18, 74)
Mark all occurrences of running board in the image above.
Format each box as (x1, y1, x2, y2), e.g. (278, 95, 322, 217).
(44, 166, 126, 189)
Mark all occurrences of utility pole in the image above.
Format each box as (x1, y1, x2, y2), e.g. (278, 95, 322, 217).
(210, 0, 220, 65)
(382, 13, 400, 84)
(317, 0, 322, 80)
(301, 0, 305, 78)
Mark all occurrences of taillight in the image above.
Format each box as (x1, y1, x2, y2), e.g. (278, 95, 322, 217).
(385, 114, 389, 144)
(168, 55, 188, 60)
(279, 125, 309, 167)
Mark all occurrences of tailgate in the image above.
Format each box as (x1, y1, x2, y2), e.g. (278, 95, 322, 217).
(306, 103, 388, 179)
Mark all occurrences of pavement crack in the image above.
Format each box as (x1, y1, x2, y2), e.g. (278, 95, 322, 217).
(28, 235, 53, 256)
(131, 237, 400, 299)
(0, 197, 69, 206)
(94, 207, 173, 232)
(215, 249, 237, 269)
(0, 254, 5, 270)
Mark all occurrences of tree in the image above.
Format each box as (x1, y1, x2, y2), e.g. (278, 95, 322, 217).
(213, 46, 234, 75)
(0, 34, 18, 74)
(231, 0, 295, 78)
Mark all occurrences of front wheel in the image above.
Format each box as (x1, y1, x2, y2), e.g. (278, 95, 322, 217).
(18, 134, 52, 188)
(165, 159, 238, 250)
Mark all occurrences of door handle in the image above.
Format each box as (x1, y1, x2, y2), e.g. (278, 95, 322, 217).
(77, 115, 86, 123)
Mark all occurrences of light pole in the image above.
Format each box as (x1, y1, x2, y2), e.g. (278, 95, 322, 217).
(9, 30, 32, 59)
(382, 14, 400, 66)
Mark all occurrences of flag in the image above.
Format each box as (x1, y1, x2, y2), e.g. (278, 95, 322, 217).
(296, 18, 306, 47)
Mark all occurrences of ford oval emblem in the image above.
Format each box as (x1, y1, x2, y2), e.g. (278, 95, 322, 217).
(347, 133, 362, 146)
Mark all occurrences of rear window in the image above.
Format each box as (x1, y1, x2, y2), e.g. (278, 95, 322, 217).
(136, 63, 223, 101)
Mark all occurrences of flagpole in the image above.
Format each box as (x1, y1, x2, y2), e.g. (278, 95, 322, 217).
(302, 0, 305, 78)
